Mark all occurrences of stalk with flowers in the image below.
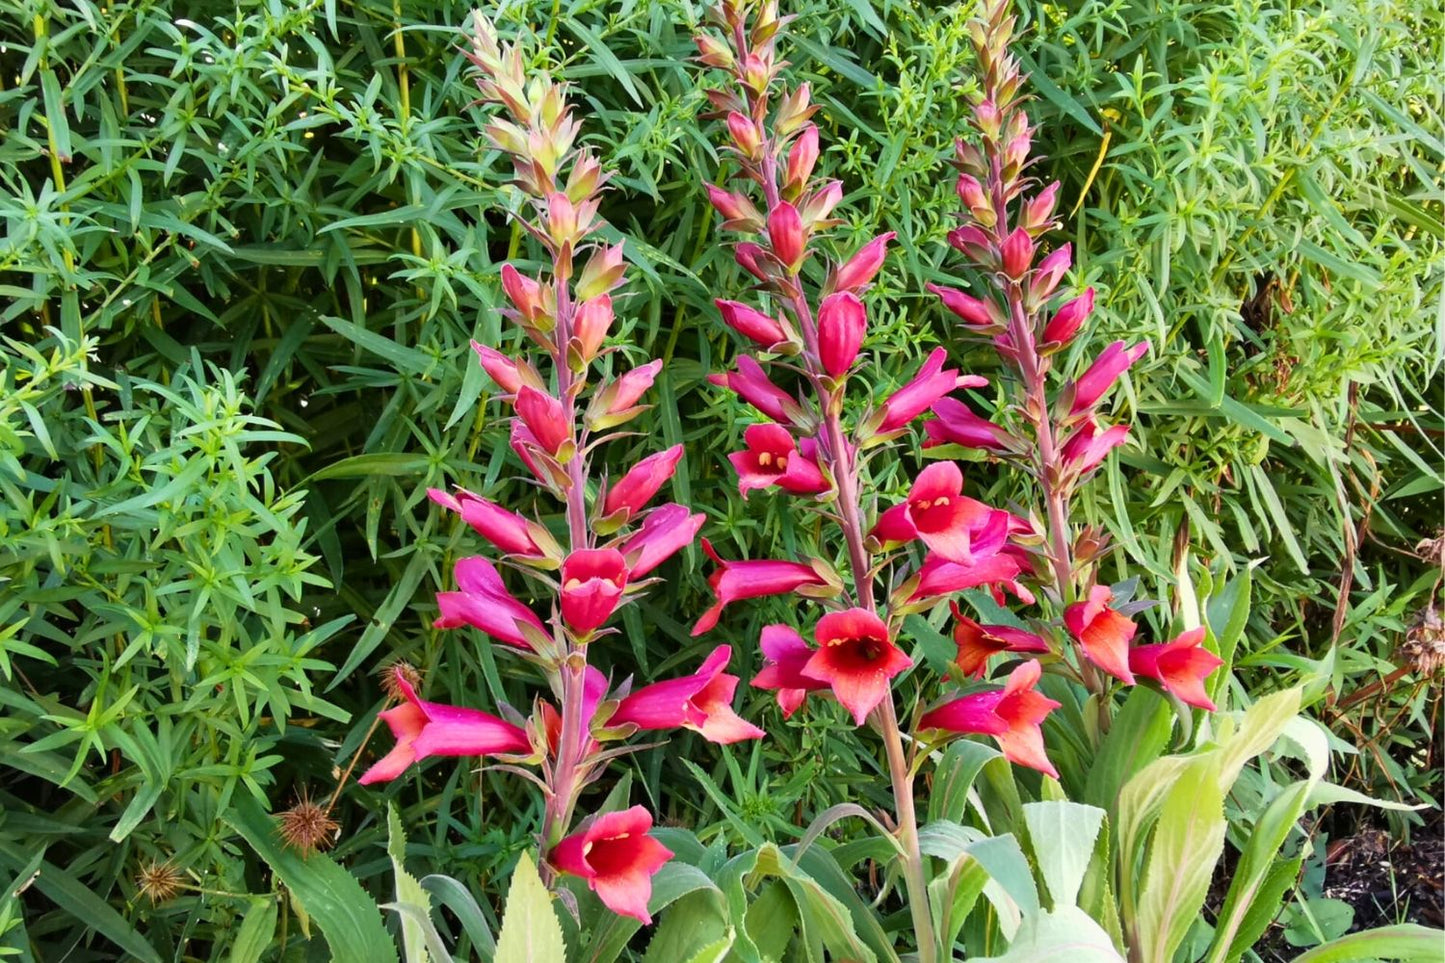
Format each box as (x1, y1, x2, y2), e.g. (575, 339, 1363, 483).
(353, 13, 764, 926)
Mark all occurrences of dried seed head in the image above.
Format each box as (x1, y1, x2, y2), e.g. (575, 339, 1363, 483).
(378, 660, 422, 702)
(1401, 606, 1445, 678)
(136, 860, 184, 904)
(277, 790, 339, 858)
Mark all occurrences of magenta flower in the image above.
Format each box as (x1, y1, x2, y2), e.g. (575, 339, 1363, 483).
(358, 667, 531, 785)
(515, 386, 570, 455)
(551, 806, 674, 924)
(801, 608, 912, 724)
(908, 549, 1023, 603)
(950, 603, 1049, 678)
(427, 487, 550, 558)
(727, 110, 762, 157)
(924, 397, 1015, 452)
(611, 645, 765, 744)
(435, 556, 546, 648)
(708, 355, 799, 424)
(620, 503, 705, 578)
(693, 538, 829, 636)
(833, 231, 895, 292)
(1063, 585, 1138, 684)
(918, 660, 1061, 778)
(509, 421, 548, 483)
(1059, 416, 1131, 474)
(785, 124, 819, 188)
(878, 348, 982, 433)
(1042, 287, 1094, 347)
(769, 201, 805, 268)
(728, 423, 827, 497)
(751, 624, 829, 718)
(998, 227, 1034, 279)
(1129, 627, 1223, 710)
(1065, 340, 1149, 416)
(560, 549, 628, 633)
(715, 299, 792, 351)
(871, 462, 995, 563)
(602, 445, 685, 521)
(817, 292, 866, 377)
(926, 282, 998, 328)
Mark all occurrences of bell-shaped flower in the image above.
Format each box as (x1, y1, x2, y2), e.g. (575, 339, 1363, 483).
(924, 397, 1016, 452)
(1129, 628, 1223, 710)
(918, 660, 1060, 777)
(1060, 416, 1131, 475)
(1064, 340, 1149, 416)
(514, 386, 570, 455)
(551, 806, 674, 924)
(358, 667, 531, 785)
(428, 487, 552, 558)
(728, 423, 827, 497)
(768, 201, 805, 269)
(602, 445, 684, 521)
(951, 603, 1049, 678)
(751, 624, 829, 718)
(800, 608, 911, 724)
(610, 645, 765, 744)
(435, 556, 546, 649)
(817, 292, 866, 377)
(882, 462, 995, 563)
(715, 299, 792, 351)
(1042, 287, 1094, 347)
(693, 539, 829, 636)
(620, 503, 705, 578)
(878, 348, 983, 434)
(833, 231, 895, 292)
(1064, 585, 1137, 684)
(560, 548, 628, 634)
(708, 356, 800, 424)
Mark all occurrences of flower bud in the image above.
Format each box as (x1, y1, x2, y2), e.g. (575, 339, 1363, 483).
(1024, 181, 1060, 230)
(501, 264, 544, 322)
(471, 341, 542, 395)
(1042, 287, 1095, 346)
(786, 125, 819, 190)
(833, 231, 895, 292)
(974, 100, 1002, 140)
(768, 202, 805, 270)
(799, 180, 842, 226)
(694, 33, 733, 68)
(956, 173, 988, 210)
(575, 244, 626, 302)
(947, 225, 993, 262)
(735, 242, 772, 282)
(515, 386, 570, 455)
(1031, 244, 1072, 300)
(601, 360, 663, 413)
(999, 227, 1034, 279)
(926, 283, 994, 327)
(715, 299, 791, 351)
(775, 82, 816, 136)
(727, 111, 762, 159)
(817, 292, 867, 378)
(573, 294, 614, 361)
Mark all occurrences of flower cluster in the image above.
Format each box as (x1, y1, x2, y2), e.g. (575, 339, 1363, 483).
(354, 15, 764, 924)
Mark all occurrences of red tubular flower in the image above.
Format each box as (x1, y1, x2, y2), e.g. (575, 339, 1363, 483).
(918, 660, 1061, 777)
(428, 487, 549, 557)
(620, 503, 705, 578)
(833, 231, 895, 292)
(924, 397, 1015, 451)
(1063, 585, 1138, 684)
(1065, 340, 1149, 416)
(515, 386, 570, 455)
(1042, 287, 1094, 347)
(561, 548, 628, 633)
(1059, 416, 1131, 474)
(692, 539, 828, 636)
(728, 423, 827, 497)
(573, 294, 614, 360)
(909, 550, 1023, 602)
(817, 292, 866, 377)
(602, 445, 685, 520)
(999, 227, 1035, 279)
(435, 556, 546, 648)
(1129, 627, 1223, 710)
(768, 201, 805, 269)
(551, 806, 674, 924)
(950, 602, 1049, 678)
(752, 624, 829, 718)
(878, 348, 972, 433)
(801, 608, 911, 724)
(896, 462, 994, 563)
(715, 299, 791, 351)
(926, 283, 997, 328)
(358, 668, 531, 785)
(610, 645, 765, 744)
(708, 355, 799, 424)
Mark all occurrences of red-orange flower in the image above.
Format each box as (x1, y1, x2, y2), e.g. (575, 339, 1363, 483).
(550, 806, 674, 923)
(950, 603, 1049, 678)
(1063, 585, 1137, 684)
(751, 624, 829, 718)
(918, 660, 1060, 777)
(1128, 627, 1223, 710)
(801, 608, 911, 724)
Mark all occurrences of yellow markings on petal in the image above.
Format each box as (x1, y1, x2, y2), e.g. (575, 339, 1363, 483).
(757, 451, 773, 466)
(564, 578, 583, 590)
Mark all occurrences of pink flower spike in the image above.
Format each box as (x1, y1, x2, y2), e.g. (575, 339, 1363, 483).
(611, 645, 765, 744)
(621, 503, 705, 578)
(573, 294, 614, 360)
(769, 201, 805, 269)
(603, 445, 684, 520)
(878, 348, 960, 433)
(427, 487, 547, 557)
(817, 292, 867, 377)
(551, 806, 674, 924)
(715, 299, 791, 351)
(1066, 340, 1149, 415)
(514, 386, 570, 455)
(1129, 627, 1223, 710)
(950, 602, 1049, 678)
(834, 231, 896, 292)
(924, 397, 1014, 451)
(752, 624, 829, 718)
(560, 548, 628, 633)
(801, 608, 911, 724)
(727, 423, 827, 497)
(1063, 585, 1138, 684)
(1060, 417, 1131, 474)
(918, 660, 1061, 778)
(1042, 287, 1095, 347)
(692, 539, 828, 636)
(999, 228, 1035, 279)
(708, 356, 798, 424)
(601, 359, 664, 413)
(358, 669, 530, 785)
(926, 283, 995, 328)
(434, 556, 546, 648)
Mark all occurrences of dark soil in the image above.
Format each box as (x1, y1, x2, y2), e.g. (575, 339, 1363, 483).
(1322, 813, 1443, 931)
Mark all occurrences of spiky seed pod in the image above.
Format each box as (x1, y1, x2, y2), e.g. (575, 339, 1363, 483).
(277, 791, 339, 858)
(378, 660, 423, 702)
(136, 860, 184, 904)
(1401, 606, 1445, 678)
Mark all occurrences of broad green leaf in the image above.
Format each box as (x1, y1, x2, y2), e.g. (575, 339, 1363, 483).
(1289, 924, 1445, 962)
(230, 899, 278, 963)
(387, 804, 433, 963)
(973, 906, 1124, 962)
(494, 853, 566, 963)
(1022, 801, 1105, 909)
